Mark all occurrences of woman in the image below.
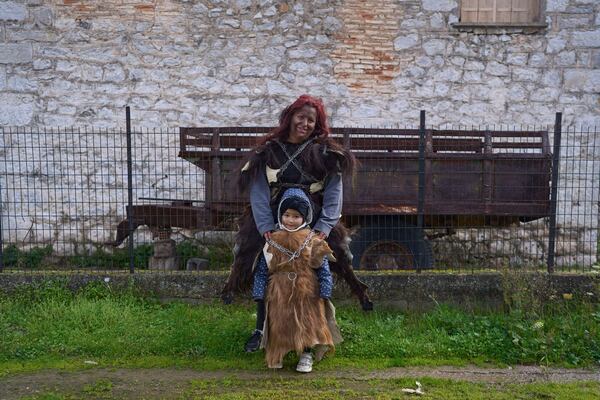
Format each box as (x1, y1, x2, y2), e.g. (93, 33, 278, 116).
(220, 95, 372, 351)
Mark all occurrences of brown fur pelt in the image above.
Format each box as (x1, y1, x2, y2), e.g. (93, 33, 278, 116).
(263, 229, 336, 368)
(221, 208, 372, 310)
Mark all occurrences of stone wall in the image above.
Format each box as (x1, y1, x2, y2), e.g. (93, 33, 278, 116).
(0, 0, 598, 266)
(0, 271, 598, 311)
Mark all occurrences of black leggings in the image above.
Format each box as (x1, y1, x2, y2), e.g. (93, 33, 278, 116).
(255, 300, 265, 331)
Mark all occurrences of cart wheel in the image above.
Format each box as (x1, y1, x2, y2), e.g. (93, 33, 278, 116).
(350, 224, 434, 270)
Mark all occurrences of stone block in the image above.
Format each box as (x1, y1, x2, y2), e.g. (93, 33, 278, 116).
(393, 34, 419, 50)
(572, 30, 600, 47)
(485, 61, 509, 76)
(564, 69, 600, 93)
(149, 256, 179, 271)
(0, 1, 27, 21)
(547, 0, 568, 12)
(0, 43, 33, 64)
(422, 39, 446, 56)
(422, 0, 457, 12)
(0, 94, 34, 125)
(186, 258, 210, 271)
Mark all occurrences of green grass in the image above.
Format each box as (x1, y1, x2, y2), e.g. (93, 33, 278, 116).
(0, 280, 598, 376)
(16, 378, 600, 400)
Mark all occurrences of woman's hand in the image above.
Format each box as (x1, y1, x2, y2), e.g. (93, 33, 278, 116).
(314, 230, 327, 240)
(264, 231, 272, 241)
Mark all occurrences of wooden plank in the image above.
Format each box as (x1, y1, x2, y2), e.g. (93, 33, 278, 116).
(497, 0, 512, 23)
(511, 0, 534, 23)
(461, 0, 479, 22)
(478, 0, 496, 23)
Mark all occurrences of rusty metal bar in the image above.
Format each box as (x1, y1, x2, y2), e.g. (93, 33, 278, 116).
(0, 172, 3, 272)
(547, 112, 562, 273)
(126, 106, 135, 274)
(483, 130, 493, 213)
(417, 110, 426, 273)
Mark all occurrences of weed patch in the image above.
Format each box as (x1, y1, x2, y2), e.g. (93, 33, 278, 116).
(0, 280, 598, 374)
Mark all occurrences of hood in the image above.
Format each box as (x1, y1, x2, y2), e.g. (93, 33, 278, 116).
(277, 188, 313, 232)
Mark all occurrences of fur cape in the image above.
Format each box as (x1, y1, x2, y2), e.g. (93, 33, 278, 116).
(261, 228, 342, 368)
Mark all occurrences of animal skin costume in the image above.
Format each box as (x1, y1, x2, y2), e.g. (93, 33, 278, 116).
(261, 228, 342, 368)
(221, 137, 373, 310)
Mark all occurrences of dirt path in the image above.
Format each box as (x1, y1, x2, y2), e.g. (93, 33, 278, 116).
(1, 366, 598, 399)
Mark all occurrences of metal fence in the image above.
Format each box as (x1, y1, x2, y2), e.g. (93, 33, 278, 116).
(0, 111, 598, 274)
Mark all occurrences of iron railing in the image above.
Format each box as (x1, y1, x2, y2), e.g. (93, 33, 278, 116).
(0, 111, 598, 274)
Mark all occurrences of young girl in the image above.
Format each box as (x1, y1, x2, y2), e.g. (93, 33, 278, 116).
(250, 188, 341, 372)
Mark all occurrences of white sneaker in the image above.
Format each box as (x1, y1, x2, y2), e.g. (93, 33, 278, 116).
(296, 352, 313, 373)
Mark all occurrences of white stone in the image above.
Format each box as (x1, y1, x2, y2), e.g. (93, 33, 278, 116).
(450, 56, 465, 67)
(463, 71, 481, 82)
(512, 68, 540, 82)
(230, 83, 250, 94)
(355, 104, 380, 118)
(564, 69, 600, 93)
(56, 60, 77, 72)
(546, 0, 568, 12)
(33, 7, 53, 26)
(506, 53, 528, 66)
(464, 60, 484, 70)
(240, 65, 275, 77)
(323, 16, 342, 32)
(289, 61, 309, 74)
(191, 76, 225, 94)
(0, 94, 34, 125)
(401, 18, 427, 30)
(434, 82, 450, 96)
(33, 59, 51, 70)
(288, 48, 319, 59)
(557, 51, 576, 66)
(266, 79, 291, 96)
(541, 70, 561, 87)
(235, 0, 252, 9)
(434, 66, 462, 82)
(0, 43, 33, 64)
(220, 18, 240, 28)
(422, 39, 446, 56)
(572, 30, 600, 47)
(255, 22, 275, 31)
(422, 0, 457, 12)
(394, 34, 419, 50)
(530, 87, 560, 102)
(0, 67, 5, 91)
(8, 75, 37, 91)
(430, 13, 445, 29)
(0, 1, 27, 21)
(485, 61, 509, 76)
(529, 53, 546, 67)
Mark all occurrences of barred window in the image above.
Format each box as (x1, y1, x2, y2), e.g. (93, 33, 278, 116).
(460, 0, 542, 24)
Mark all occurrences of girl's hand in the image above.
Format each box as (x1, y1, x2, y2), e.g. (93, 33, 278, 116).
(264, 231, 272, 241)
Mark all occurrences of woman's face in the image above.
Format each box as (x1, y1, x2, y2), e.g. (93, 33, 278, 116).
(288, 105, 317, 144)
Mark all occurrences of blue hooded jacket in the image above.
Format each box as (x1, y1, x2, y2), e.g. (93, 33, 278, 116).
(251, 188, 333, 301)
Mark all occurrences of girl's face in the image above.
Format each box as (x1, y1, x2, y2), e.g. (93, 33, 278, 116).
(288, 105, 317, 144)
(281, 209, 304, 230)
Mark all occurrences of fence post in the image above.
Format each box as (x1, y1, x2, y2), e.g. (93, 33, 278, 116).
(417, 110, 426, 274)
(0, 175, 3, 273)
(126, 107, 135, 274)
(547, 112, 562, 273)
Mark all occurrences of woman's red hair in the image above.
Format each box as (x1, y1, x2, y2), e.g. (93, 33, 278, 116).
(258, 94, 330, 145)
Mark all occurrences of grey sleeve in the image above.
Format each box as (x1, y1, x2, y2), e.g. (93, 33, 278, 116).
(313, 172, 343, 236)
(249, 170, 276, 236)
